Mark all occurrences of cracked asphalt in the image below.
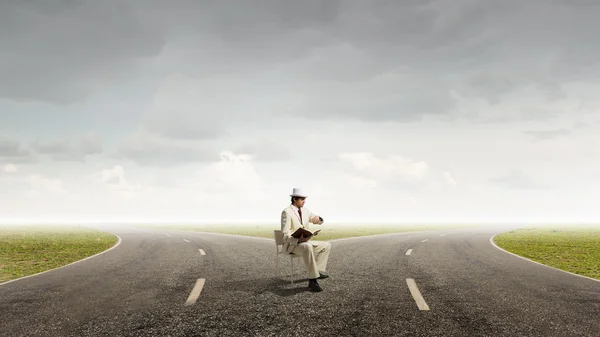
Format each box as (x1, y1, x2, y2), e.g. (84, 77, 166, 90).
(1, 224, 598, 336)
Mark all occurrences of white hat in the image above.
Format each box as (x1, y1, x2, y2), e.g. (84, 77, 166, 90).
(289, 188, 307, 198)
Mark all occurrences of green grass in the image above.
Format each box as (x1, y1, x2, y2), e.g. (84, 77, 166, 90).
(136, 223, 480, 241)
(0, 225, 118, 283)
(493, 225, 600, 280)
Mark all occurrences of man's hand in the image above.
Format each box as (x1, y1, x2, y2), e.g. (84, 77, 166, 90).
(311, 215, 323, 224)
(298, 233, 311, 243)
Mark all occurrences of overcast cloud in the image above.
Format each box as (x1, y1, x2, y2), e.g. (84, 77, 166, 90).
(1, 0, 599, 223)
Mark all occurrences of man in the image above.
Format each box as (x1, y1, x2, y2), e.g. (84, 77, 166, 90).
(280, 188, 331, 292)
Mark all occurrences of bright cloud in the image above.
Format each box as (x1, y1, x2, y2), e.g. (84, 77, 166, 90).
(3, 163, 18, 173)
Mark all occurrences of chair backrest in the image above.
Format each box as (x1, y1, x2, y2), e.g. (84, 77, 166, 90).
(273, 230, 284, 245)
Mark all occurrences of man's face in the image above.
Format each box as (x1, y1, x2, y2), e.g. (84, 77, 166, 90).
(295, 197, 306, 208)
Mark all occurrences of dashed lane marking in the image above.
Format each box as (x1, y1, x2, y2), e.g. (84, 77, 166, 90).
(185, 279, 205, 306)
(406, 278, 430, 311)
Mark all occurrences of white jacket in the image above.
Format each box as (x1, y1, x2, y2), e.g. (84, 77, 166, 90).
(280, 204, 324, 254)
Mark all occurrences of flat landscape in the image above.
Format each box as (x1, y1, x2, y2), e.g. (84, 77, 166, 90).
(3, 223, 599, 284)
(134, 222, 482, 241)
(1, 223, 599, 336)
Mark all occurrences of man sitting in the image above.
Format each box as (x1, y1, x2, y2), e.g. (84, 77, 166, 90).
(280, 188, 332, 292)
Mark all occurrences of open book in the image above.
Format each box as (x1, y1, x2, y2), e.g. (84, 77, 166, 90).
(291, 227, 314, 239)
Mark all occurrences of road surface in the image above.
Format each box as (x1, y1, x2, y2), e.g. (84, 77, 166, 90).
(1, 224, 598, 336)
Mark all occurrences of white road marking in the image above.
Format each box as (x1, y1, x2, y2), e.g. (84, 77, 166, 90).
(421, 239, 428, 242)
(405, 249, 413, 256)
(199, 249, 206, 255)
(183, 239, 190, 243)
(185, 278, 206, 306)
(406, 278, 430, 311)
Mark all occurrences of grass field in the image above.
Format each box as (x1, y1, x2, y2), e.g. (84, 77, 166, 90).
(0, 225, 118, 283)
(493, 225, 600, 280)
(135, 222, 481, 241)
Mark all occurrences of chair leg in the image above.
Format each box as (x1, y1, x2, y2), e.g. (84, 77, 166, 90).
(291, 258, 302, 285)
(290, 258, 294, 284)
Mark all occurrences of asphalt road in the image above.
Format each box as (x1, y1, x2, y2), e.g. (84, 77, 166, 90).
(1, 224, 598, 336)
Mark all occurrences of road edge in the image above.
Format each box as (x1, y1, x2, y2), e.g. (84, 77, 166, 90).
(489, 232, 600, 284)
(327, 226, 481, 243)
(327, 230, 420, 243)
(138, 225, 482, 243)
(0, 233, 122, 287)
(160, 228, 274, 241)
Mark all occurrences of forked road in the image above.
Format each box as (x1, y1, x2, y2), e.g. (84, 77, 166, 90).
(0, 224, 598, 336)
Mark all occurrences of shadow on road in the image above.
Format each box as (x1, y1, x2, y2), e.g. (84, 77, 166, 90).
(222, 276, 311, 297)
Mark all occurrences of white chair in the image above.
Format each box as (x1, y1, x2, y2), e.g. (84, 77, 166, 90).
(274, 230, 304, 284)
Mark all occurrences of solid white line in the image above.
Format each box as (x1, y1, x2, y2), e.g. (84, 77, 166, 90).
(421, 239, 428, 242)
(183, 239, 190, 243)
(406, 278, 430, 311)
(489, 234, 600, 284)
(185, 278, 206, 306)
(199, 249, 206, 255)
(0, 234, 122, 287)
(406, 249, 413, 256)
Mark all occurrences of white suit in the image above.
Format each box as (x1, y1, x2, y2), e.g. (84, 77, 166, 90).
(280, 204, 331, 279)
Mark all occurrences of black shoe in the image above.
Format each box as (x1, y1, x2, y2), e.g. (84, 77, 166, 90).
(308, 279, 323, 292)
(317, 272, 329, 279)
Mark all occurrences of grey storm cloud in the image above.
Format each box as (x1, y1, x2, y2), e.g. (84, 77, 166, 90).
(116, 133, 219, 167)
(2, 0, 600, 124)
(0, 0, 164, 104)
(0, 133, 103, 163)
(30, 134, 103, 161)
(0, 135, 35, 163)
(143, 112, 225, 141)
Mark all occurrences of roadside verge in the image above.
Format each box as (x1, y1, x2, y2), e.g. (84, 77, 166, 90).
(0, 226, 121, 286)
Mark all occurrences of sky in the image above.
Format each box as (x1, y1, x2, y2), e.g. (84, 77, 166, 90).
(1, 0, 599, 224)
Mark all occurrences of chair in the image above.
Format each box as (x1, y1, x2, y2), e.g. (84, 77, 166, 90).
(274, 230, 304, 284)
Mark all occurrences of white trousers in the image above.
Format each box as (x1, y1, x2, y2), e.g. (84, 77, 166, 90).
(291, 240, 331, 279)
